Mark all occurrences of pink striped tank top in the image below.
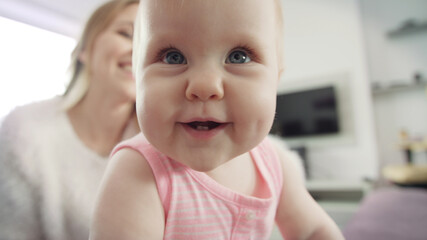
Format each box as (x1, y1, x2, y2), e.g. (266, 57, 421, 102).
(113, 133, 283, 240)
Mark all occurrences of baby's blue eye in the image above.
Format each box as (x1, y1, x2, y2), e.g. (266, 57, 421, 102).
(227, 50, 251, 64)
(163, 51, 186, 64)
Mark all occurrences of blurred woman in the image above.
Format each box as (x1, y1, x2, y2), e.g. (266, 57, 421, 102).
(0, 0, 139, 239)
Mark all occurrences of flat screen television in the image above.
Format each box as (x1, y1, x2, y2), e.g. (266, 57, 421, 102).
(270, 86, 340, 138)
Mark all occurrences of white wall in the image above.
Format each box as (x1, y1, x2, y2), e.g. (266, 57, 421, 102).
(278, 0, 379, 180)
(360, 0, 427, 82)
(359, 0, 427, 168)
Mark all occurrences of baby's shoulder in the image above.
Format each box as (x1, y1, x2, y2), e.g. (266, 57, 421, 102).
(109, 147, 154, 183)
(94, 147, 165, 238)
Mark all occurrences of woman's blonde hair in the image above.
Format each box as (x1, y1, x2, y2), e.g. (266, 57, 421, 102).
(63, 0, 139, 109)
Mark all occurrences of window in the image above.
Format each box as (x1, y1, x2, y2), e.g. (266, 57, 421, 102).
(0, 17, 76, 119)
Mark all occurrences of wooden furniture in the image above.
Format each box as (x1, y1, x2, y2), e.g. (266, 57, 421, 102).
(382, 164, 427, 187)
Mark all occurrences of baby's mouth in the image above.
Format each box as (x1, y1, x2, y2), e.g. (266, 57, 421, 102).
(186, 121, 222, 131)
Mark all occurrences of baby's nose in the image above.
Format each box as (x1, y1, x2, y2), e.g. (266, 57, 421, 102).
(185, 69, 224, 101)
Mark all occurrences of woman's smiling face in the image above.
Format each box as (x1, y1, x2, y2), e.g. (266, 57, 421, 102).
(84, 3, 138, 102)
(136, 0, 281, 171)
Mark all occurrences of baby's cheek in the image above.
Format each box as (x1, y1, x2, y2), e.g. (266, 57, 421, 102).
(256, 96, 276, 132)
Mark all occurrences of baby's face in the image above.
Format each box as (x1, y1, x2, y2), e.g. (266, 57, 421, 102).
(136, 0, 280, 171)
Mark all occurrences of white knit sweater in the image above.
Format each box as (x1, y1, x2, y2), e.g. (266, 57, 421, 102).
(0, 97, 107, 240)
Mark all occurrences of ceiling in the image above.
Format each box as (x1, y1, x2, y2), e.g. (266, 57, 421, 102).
(0, 0, 107, 38)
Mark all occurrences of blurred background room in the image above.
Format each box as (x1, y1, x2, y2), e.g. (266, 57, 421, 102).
(1, 0, 426, 239)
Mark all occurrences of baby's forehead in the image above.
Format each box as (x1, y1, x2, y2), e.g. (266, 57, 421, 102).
(139, 0, 279, 35)
(139, 0, 282, 32)
(133, 0, 284, 68)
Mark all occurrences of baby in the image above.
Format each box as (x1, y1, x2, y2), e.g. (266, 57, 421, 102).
(90, 0, 344, 239)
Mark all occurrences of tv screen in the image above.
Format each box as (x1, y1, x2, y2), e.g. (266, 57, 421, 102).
(271, 86, 340, 138)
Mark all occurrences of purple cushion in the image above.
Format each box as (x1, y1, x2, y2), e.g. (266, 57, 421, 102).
(343, 187, 427, 240)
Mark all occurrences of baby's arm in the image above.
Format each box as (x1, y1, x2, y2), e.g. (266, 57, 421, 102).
(90, 148, 165, 240)
(272, 141, 344, 240)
